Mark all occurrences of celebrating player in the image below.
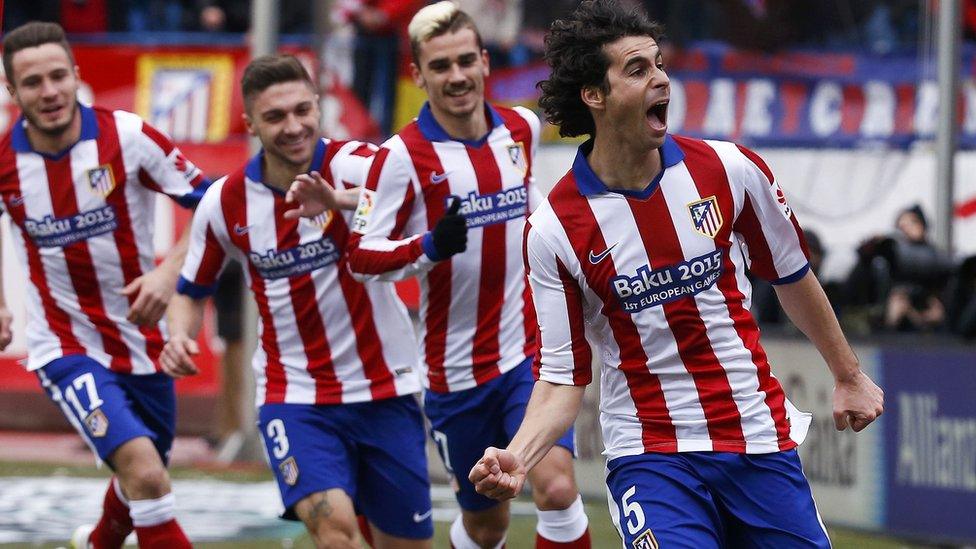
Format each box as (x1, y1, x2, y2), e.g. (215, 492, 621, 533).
(0, 22, 208, 549)
(470, 1, 884, 547)
(161, 55, 432, 549)
(288, 3, 591, 547)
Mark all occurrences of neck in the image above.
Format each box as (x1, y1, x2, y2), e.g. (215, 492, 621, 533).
(263, 155, 309, 192)
(588, 130, 663, 193)
(430, 101, 489, 142)
(27, 104, 82, 155)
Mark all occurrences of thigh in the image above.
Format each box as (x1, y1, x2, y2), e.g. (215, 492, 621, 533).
(501, 359, 576, 454)
(700, 450, 831, 549)
(258, 404, 355, 520)
(353, 397, 433, 540)
(605, 454, 724, 549)
(424, 385, 506, 512)
(36, 355, 163, 465)
(293, 488, 359, 542)
(120, 371, 176, 463)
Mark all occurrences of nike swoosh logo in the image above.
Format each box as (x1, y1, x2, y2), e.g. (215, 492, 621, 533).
(233, 223, 249, 235)
(588, 242, 618, 264)
(412, 510, 433, 522)
(430, 171, 450, 184)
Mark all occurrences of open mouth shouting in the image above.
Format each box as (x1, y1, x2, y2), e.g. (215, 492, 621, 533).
(647, 99, 668, 133)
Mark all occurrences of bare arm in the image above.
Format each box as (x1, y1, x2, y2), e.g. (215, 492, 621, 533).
(774, 269, 884, 431)
(469, 381, 585, 500)
(122, 226, 192, 326)
(160, 293, 206, 378)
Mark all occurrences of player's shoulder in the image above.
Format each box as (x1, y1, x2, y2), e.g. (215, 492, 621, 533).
(493, 104, 541, 136)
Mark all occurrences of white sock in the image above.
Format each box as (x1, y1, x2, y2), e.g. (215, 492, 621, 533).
(536, 494, 589, 542)
(128, 493, 175, 528)
(112, 477, 128, 506)
(449, 514, 506, 549)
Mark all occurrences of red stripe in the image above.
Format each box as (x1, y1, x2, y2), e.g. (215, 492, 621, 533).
(627, 186, 745, 448)
(498, 108, 538, 358)
(272, 198, 341, 404)
(1, 143, 83, 355)
(96, 111, 164, 366)
(45, 156, 133, 372)
(140, 122, 175, 155)
(194, 226, 226, 284)
(521, 222, 538, 362)
(468, 144, 503, 384)
(401, 124, 453, 392)
(221, 173, 288, 402)
(555, 256, 592, 385)
(548, 178, 677, 452)
(331, 215, 397, 400)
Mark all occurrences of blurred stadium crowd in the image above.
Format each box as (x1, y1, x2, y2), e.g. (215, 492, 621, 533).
(3, 0, 975, 344)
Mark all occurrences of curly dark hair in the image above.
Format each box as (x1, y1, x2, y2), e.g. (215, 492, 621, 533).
(538, 0, 664, 138)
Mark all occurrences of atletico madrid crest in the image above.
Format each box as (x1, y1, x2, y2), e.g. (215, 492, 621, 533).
(688, 196, 723, 239)
(87, 165, 116, 197)
(307, 211, 334, 232)
(279, 456, 299, 485)
(84, 409, 109, 438)
(506, 142, 527, 176)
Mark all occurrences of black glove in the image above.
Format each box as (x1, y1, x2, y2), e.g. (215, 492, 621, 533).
(431, 198, 468, 258)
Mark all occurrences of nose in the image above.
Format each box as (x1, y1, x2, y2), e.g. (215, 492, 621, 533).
(447, 62, 466, 84)
(40, 78, 59, 98)
(653, 67, 670, 89)
(283, 113, 302, 134)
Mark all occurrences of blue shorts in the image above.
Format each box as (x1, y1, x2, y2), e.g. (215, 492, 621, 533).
(424, 357, 576, 511)
(37, 355, 175, 466)
(258, 395, 433, 540)
(606, 450, 830, 548)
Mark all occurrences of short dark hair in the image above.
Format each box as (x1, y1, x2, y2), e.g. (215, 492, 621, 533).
(408, 1, 484, 65)
(2, 22, 75, 84)
(538, 0, 664, 137)
(241, 55, 314, 112)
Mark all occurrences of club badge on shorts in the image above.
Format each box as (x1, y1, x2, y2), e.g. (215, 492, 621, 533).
(688, 195, 723, 239)
(84, 409, 109, 438)
(632, 529, 659, 549)
(87, 165, 116, 197)
(279, 456, 300, 486)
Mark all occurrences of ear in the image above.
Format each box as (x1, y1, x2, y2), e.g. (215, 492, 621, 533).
(410, 62, 425, 89)
(243, 112, 256, 137)
(5, 83, 15, 99)
(73, 64, 81, 80)
(581, 85, 605, 112)
(481, 48, 490, 78)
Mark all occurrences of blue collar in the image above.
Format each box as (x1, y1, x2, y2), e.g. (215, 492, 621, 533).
(572, 134, 685, 199)
(245, 138, 327, 196)
(11, 102, 99, 159)
(415, 102, 504, 147)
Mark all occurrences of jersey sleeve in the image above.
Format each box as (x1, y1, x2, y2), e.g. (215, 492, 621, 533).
(525, 221, 593, 387)
(329, 140, 378, 190)
(731, 145, 810, 285)
(176, 180, 229, 299)
(347, 146, 436, 281)
(137, 121, 211, 209)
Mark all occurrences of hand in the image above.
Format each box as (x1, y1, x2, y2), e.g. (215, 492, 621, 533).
(284, 172, 353, 219)
(469, 447, 526, 501)
(431, 198, 467, 258)
(160, 333, 200, 378)
(121, 268, 177, 326)
(833, 370, 884, 432)
(0, 306, 13, 351)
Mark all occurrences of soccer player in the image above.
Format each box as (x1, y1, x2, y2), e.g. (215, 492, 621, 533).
(161, 54, 433, 549)
(288, 3, 591, 547)
(0, 22, 208, 549)
(469, 1, 885, 547)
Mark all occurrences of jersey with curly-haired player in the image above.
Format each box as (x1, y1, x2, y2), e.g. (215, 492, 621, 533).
(470, 2, 884, 547)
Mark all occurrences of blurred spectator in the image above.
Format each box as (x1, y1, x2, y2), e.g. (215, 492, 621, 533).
(517, 0, 578, 63)
(125, 0, 195, 32)
(210, 261, 247, 449)
(2, 1, 60, 32)
(845, 205, 951, 333)
(946, 256, 976, 340)
(641, 0, 715, 48)
(712, 0, 818, 52)
(457, 0, 522, 68)
(195, 0, 313, 34)
(339, 0, 424, 135)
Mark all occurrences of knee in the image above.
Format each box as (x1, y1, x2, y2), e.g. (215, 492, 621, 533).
(464, 513, 509, 548)
(123, 465, 170, 499)
(310, 528, 359, 549)
(533, 474, 579, 511)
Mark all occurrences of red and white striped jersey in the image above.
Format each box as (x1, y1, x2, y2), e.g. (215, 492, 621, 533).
(0, 104, 209, 374)
(178, 138, 421, 406)
(347, 104, 543, 393)
(527, 135, 813, 459)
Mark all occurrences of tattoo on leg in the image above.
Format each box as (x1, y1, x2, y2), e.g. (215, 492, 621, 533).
(306, 493, 333, 523)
